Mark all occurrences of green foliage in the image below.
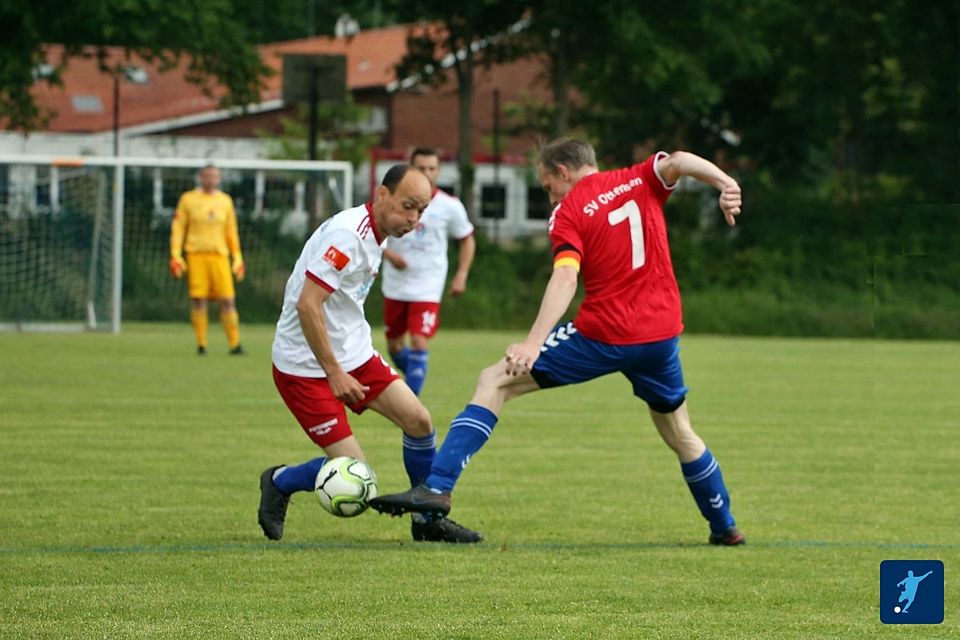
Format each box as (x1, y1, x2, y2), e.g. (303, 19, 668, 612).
(257, 100, 379, 167)
(1, 0, 270, 131)
(386, 1, 530, 85)
(383, 1, 531, 217)
(513, 0, 956, 205)
(116, 184, 960, 338)
(229, 1, 400, 43)
(8, 167, 951, 338)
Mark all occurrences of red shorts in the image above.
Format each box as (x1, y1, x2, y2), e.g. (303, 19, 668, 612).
(384, 298, 441, 339)
(272, 354, 400, 447)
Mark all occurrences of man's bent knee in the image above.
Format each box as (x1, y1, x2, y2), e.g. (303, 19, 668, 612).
(400, 404, 433, 438)
(475, 363, 505, 394)
(649, 402, 705, 461)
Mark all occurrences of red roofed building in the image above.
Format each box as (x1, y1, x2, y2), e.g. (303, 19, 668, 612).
(1, 23, 556, 233)
(12, 24, 548, 156)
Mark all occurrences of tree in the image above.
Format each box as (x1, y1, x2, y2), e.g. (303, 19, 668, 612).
(385, 1, 529, 218)
(258, 98, 379, 168)
(230, 0, 399, 43)
(702, 0, 957, 203)
(520, 2, 619, 138)
(0, 0, 270, 131)
(565, 2, 766, 164)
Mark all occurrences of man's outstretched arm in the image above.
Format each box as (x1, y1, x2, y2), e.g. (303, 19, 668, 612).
(656, 151, 742, 226)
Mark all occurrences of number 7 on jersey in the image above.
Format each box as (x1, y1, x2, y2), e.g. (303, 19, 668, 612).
(608, 200, 645, 269)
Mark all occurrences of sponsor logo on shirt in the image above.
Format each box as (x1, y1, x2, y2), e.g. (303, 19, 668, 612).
(308, 417, 339, 437)
(354, 273, 375, 302)
(323, 245, 350, 271)
(582, 177, 643, 216)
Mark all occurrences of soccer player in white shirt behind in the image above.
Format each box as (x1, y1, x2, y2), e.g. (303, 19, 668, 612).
(381, 147, 476, 395)
(259, 164, 482, 543)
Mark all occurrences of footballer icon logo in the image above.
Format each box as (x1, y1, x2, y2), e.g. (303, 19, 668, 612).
(323, 245, 350, 271)
(880, 560, 944, 624)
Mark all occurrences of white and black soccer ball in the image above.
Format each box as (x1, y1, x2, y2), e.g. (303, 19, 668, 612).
(314, 456, 378, 517)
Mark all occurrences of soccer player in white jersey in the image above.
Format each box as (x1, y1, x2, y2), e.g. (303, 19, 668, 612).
(259, 165, 481, 543)
(381, 147, 476, 395)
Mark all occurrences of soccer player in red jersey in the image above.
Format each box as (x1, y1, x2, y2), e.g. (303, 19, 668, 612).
(372, 137, 746, 546)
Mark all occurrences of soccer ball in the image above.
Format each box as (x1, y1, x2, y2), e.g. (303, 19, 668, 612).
(314, 456, 378, 517)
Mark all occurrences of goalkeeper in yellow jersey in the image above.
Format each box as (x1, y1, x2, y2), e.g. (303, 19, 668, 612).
(169, 164, 245, 355)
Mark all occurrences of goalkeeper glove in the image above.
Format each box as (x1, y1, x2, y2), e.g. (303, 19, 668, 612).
(169, 255, 187, 278)
(232, 254, 245, 282)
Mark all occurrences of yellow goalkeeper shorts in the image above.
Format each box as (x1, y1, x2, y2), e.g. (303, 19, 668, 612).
(186, 253, 235, 300)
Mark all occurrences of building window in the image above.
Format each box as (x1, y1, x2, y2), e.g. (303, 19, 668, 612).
(0, 165, 8, 207)
(437, 183, 456, 197)
(35, 167, 51, 209)
(526, 186, 551, 220)
(480, 185, 506, 220)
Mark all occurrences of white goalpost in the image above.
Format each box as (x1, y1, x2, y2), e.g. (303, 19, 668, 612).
(0, 155, 353, 333)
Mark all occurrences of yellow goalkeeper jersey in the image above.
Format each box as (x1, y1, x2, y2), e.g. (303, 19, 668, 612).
(170, 189, 241, 257)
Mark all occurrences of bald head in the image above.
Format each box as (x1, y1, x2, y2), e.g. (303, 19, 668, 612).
(372, 165, 432, 238)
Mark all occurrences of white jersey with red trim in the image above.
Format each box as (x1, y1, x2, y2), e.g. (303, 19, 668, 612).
(381, 189, 474, 303)
(272, 203, 386, 377)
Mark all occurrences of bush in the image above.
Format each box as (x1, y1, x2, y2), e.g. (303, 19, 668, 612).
(116, 180, 960, 339)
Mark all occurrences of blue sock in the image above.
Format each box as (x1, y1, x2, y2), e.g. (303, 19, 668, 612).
(425, 404, 498, 493)
(405, 349, 429, 395)
(273, 457, 327, 495)
(680, 449, 736, 535)
(389, 347, 410, 375)
(402, 431, 436, 487)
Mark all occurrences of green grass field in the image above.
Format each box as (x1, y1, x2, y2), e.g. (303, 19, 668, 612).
(1, 324, 958, 638)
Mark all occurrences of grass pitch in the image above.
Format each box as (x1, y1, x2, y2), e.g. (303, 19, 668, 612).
(1, 324, 958, 639)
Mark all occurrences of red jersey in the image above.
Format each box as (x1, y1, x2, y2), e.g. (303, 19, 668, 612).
(548, 152, 683, 344)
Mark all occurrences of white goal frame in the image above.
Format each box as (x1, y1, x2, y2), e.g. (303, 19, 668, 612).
(0, 155, 353, 334)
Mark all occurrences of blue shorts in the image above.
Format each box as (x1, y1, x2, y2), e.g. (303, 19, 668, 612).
(530, 322, 688, 413)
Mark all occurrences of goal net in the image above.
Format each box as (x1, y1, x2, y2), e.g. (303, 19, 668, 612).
(0, 159, 119, 332)
(0, 156, 353, 332)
